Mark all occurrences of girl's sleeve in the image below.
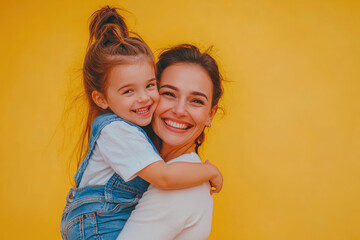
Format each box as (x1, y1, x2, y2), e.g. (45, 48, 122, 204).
(96, 121, 162, 181)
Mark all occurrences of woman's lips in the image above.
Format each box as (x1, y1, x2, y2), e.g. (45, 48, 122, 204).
(163, 118, 192, 132)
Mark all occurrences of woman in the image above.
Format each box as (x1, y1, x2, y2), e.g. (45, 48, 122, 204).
(117, 44, 224, 239)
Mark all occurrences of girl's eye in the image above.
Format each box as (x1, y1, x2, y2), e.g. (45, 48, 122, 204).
(161, 91, 175, 97)
(147, 83, 156, 88)
(123, 89, 134, 94)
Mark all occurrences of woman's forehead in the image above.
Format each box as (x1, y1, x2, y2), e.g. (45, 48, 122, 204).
(160, 63, 213, 92)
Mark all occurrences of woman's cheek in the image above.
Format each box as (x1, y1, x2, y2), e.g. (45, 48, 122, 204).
(193, 107, 212, 127)
(157, 96, 172, 111)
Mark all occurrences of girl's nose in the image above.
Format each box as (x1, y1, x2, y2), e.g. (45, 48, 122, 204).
(137, 91, 150, 103)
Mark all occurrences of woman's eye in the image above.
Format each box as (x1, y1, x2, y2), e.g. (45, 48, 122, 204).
(192, 99, 204, 105)
(161, 91, 175, 97)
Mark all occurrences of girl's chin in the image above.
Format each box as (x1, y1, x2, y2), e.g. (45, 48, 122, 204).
(133, 118, 152, 127)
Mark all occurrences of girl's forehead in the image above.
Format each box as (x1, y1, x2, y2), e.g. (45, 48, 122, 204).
(108, 60, 156, 86)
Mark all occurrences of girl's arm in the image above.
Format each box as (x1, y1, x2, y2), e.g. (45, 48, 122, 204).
(137, 160, 223, 193)
(98, 121, 222, 192)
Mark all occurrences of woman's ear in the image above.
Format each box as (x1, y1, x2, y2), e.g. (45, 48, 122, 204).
(92, 90, 108, 109)
(206, 105, 218, 127)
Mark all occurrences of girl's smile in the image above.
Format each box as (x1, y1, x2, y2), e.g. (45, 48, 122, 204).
(132, 105, 152, 116)
(92, 57, 159, 126)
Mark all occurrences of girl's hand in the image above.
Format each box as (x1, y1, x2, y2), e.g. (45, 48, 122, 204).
(205, 160, 223, 194)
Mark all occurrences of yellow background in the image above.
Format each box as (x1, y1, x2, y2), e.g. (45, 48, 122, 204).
(1, 0, 359, 239)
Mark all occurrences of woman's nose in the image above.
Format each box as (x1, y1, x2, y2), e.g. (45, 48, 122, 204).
(172, 100, 187, 116)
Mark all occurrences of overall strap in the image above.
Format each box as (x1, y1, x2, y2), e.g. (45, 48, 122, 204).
(104, 173, 150, 203)
(73, 113, 158, 187)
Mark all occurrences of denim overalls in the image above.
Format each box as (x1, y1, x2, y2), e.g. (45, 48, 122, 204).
(61, 113, 156, 240)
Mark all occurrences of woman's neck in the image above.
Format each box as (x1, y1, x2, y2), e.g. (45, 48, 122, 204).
(160, 142, 196, 162)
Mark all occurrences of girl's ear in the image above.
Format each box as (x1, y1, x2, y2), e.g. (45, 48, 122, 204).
(92, 90, 108, 109)
(206, 105, 218, 127)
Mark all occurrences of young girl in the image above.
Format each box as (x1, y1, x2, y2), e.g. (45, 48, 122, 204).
(60, 6, 222, 240)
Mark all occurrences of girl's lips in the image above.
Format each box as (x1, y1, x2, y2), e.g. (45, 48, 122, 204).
(162, 118, 192, 133)
(133, 105, 151, 116)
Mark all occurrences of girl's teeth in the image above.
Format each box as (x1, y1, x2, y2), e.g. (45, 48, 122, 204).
(135, 107, 148, 114)
(165, 120, 188, 129)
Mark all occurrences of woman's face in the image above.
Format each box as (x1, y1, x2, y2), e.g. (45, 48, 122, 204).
(152, 63, 217, 148)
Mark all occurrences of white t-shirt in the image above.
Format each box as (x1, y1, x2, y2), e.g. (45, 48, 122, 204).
(79, 121, 161, 187)
(117, 152, 213, 240)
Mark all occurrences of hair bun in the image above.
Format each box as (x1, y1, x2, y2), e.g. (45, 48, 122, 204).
(88, 6, 129, 47)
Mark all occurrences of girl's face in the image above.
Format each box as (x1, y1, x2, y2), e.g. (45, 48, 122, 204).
(94, 58, 159, 126)
(152, 63, 217, 148)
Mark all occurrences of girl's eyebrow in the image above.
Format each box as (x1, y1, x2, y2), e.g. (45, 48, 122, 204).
(118, 78, 157, 91)
(160, 84, 208, 100)
(147, 77, 157, 82)
(118, 84, 132, 91)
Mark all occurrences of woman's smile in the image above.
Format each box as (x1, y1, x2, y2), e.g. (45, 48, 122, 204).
(152, 62, 216, 152)
(163, 118, 193, 131)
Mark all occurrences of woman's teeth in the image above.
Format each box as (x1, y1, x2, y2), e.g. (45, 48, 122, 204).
(165, 119, 188, 129)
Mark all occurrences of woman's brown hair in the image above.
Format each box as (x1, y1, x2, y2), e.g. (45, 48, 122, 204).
(76, 6, 154, 169)
(156, 44, 223, 153)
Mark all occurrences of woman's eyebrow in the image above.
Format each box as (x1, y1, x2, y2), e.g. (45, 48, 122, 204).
(160, 84, 208, 100)
(191, 91, 208, 100)
(159, 84, 178, 90)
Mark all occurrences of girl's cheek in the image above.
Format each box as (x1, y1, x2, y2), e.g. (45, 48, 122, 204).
(153, 89, 160, 103)
(154, 98, 164, 113)
(155, 91, 160, 103)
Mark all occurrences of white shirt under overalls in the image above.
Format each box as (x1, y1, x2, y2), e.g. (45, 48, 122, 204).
(117, 152, 214, 240)
(79, 121, 161, 187)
